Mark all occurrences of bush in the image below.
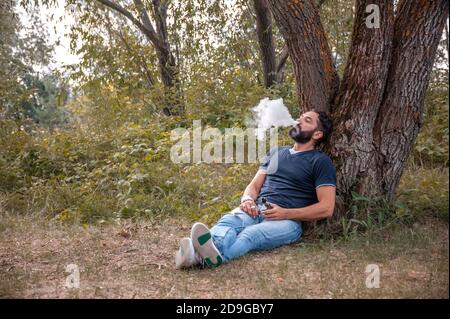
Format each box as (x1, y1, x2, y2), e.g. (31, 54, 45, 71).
(1, 74, 447, 229)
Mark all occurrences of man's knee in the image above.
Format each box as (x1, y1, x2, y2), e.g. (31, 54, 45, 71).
(216, 212, 241, 228)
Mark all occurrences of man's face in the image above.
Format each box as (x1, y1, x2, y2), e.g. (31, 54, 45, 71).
(288, 111, 322, 144)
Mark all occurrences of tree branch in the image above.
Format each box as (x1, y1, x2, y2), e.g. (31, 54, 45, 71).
(132, 0, 158, 41)
(151, 0, 169, 46)
(275, 45, 289, 83)
(96, 0, 167, 53)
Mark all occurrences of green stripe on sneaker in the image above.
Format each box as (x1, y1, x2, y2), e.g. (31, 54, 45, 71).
(197, 232, 211, 246)
(205, 255, 223, 268)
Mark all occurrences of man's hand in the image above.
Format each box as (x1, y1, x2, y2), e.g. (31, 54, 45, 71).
(263, 203, 289, 220)
(240, 200, 259, 217)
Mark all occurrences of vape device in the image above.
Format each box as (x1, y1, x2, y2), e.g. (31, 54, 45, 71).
(261, 197, 272, 209)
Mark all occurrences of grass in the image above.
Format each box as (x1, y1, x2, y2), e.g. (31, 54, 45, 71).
(397, 164, 449, 221)
(0, 211, 447, 298)
(0, 141, 448, 298)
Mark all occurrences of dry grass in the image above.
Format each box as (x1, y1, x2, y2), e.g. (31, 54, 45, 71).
(0, 214, 448, 299)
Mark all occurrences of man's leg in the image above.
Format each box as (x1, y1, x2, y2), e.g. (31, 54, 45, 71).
(191, 222, 223, 268)
(187, 207, 259, 268)
(225, 219, 302, 261)
(209, 207, 261, 262)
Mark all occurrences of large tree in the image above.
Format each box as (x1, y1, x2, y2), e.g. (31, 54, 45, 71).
(267, 0, 449, 220)
(96, 0, 181, 115)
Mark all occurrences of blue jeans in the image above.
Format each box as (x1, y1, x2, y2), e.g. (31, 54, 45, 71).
(210, 204, 302, 262)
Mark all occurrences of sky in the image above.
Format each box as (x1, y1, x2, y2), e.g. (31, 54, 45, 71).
(47, 1, 80, 68)
(19, 0, 80, 71)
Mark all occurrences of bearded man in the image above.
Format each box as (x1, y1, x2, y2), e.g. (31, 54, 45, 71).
(175, 110, 336, 269)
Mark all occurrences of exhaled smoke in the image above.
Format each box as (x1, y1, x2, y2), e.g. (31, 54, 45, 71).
(251, 98, 297, 140)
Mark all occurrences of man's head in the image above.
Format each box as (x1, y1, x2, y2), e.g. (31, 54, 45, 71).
(288, 110, 332, 146)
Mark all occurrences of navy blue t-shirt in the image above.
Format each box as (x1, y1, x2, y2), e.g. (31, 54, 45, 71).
(257, 146, 336, 209)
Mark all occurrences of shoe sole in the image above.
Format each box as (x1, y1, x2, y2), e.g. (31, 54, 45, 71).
(191, 222, 223, 268)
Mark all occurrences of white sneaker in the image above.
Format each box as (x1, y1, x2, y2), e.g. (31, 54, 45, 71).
(191, 222, 223, 268)
(175, 237, 202, 269)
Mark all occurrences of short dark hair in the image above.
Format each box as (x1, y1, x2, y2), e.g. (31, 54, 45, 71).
(312, 110, 332, 146)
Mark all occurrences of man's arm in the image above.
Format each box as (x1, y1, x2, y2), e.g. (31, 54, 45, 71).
(239, 169, 267, 217)
(242, 169, 267, 200)
(263, 186, 336, 221)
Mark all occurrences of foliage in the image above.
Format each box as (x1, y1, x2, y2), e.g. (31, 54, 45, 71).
(336, 163, 449, 241)
(320, 0, 354, 77)
(413, 43, 449, 166)
(0, 0, 447, 229)
(0, 0, 58, 125)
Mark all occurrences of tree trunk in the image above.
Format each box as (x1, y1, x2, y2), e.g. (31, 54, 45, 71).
(267, 0, 449, 222)
(326, 0, 395, 218)
(253, 0, 277, 88)
(151, 0, 173, 87)
(253, 0, 292, 89)
(151, 0, 183, 115)
(370, 0, 449, 200)
(267, 0, 339, 112)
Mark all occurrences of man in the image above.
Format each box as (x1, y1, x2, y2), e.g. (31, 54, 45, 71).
(175, 110, 336, 269)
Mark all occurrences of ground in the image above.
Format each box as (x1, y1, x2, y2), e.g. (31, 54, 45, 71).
(0, 214, 448, 298)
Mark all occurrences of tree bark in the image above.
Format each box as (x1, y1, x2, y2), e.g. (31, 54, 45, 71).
(267, 0, 339, 112)
(371, 0, 449, 200)
(326, 0, 394, 219)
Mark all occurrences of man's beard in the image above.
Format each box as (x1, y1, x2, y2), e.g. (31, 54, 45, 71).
(288, 126, 315, 144)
